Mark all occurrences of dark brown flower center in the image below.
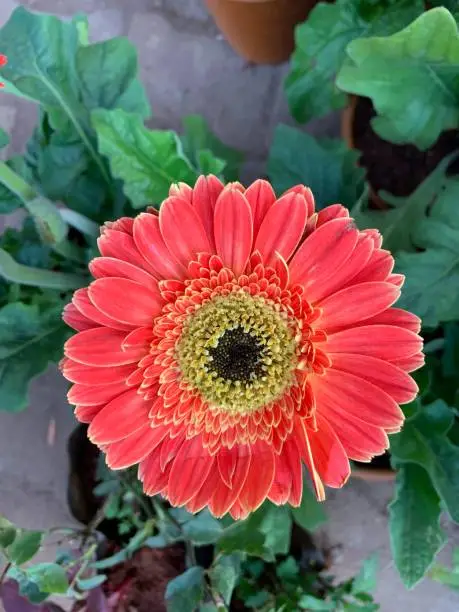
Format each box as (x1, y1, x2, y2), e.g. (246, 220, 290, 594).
(208, 327, 264, 382)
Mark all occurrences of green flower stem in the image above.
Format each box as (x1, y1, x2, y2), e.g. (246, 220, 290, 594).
(0, 160, 35, 203)
(0, 248, 88, 290)
(59, 208, 100, 238)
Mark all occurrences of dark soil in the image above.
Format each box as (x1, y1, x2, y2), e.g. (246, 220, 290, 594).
(353, 451, 392, 472)
(353, 96, 459, 197)
(71, 544, 185, 612)
(104, 545, 185, 612)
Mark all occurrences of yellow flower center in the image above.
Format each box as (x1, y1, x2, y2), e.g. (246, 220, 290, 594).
(177, 291, 298, 414)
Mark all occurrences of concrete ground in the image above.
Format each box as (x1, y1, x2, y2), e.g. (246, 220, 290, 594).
(0, 1, 458, 611)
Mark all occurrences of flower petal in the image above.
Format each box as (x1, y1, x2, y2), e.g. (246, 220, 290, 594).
(237, 441, 275, 514)
(88, 388, 149, 444)
(106, 424, 168, 470)
(98, 229, 156, 274)
(350, 249, 394, 285)
(254, 192, 308, 266)
(63, 303, 97, 331)
(139, 449, 171, 496)
(75, 404, 104, 423)
(244, 179, 277, 238)
(289, 218, 358, 287)
(214, 188, 253, 276)
(167, 435, 215, 506)
(268, 436, 303, 506)
(192, 175, 224, 248)
(62, 360, 137, 385)
(64, 328, 145, 366)
(325, 325, 423, 360)
(317, 282, 400, 331)
(160, 195, 213, 267)
(321, 412, 388, 461)
(306, 234, 374, 303)
(68, 380, 128, 406)
(390, 353, 425, 373)
(292, 417, 325, 501)
(306, 417, 350, 488)
(312, 369, 404, 430)
(283, 185, 315, 217)
(73, 288, 133, 331)
(89, 257, 158, 292)
(360, 307, 421, 333)
(209, 445, 251, 517)
(316, 203, 348, 225)
(88, 278, 163, 327)
(133, 213, 186, 280)
(329, 353, 418, 404)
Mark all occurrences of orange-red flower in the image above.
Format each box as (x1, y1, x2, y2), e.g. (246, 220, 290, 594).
(61, 176, 423, 519)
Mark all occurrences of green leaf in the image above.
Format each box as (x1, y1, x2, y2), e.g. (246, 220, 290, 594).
(76, 574, 107, 590)
(352, 553, 378, 594)
(394, 176, 459, 326)
(0, 302, 70, 412)
(0, 7, 150, 217)
(6, 567, 50, 604)
(298, 594, 335, 610)
(291, 482, 327, 532)
(75, 38, 150, 119)
(0, 516, 17, 548)
(336, 8, 459, 150)
(0, 7, 110, 187)
(276, 556, 300, 582)
(389, 463, 446, 588)
(244, 590, 270, 608)
(285, 0, 423, 123)
(26, 563, 68, 594)
(268, 125, 364, 209)
(165, 567, 205, 612)
(390, 400, 459, 523)
(258, 504, 292, 556)
(209, 553, 241, 605)
(92, 109, 197, 208)
(217, 518, 271, 560)
(181, 510, 223, 546)
(8, 531, 43, 565)
(352, 154, 451, 253)
(181, 115, 243, 181)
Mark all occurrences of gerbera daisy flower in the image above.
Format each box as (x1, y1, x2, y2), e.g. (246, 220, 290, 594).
(61, 176, 423, 519)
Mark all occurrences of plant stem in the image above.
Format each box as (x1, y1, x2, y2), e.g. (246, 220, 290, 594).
(0, 248, 88, 290)
(59, 208, 100, 238)
(0, 561, 11, 585)
(117, 472, 154, 520)
(0, 161, 35, 203)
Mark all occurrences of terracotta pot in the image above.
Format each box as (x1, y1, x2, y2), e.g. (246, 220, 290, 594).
(350, 454, 395, 483)
(206, 0, 320, 65)
(341, 95, 388, 210)
(351, 466, 396, 483)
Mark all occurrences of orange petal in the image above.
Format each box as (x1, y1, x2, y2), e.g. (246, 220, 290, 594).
(88, 388, 149, 444)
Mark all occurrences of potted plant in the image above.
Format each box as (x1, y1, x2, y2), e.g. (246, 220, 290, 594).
(285, 1, 459, 206)
(0, 4, 458, 609)
(205, 0, 322, 64)
(0, 464, 380, 611)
